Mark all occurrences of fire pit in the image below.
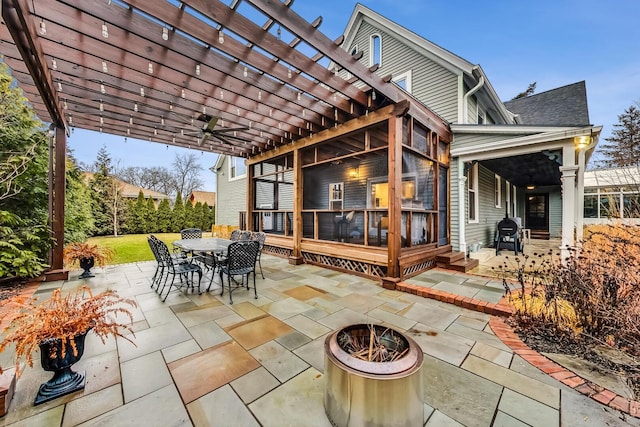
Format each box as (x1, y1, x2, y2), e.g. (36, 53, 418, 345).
(324, 324, 424, 427)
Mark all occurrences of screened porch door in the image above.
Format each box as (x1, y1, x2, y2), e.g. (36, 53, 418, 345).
(525, 193, 549, 234)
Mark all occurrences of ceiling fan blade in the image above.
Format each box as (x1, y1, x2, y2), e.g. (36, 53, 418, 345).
(198, 132, 210, 146)
(204, 116, 218, 133)
(212, 132, 252, 143)
(214, 126, 250, 132)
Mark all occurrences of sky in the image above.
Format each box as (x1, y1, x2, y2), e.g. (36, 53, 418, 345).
(67, 0, 640, 191)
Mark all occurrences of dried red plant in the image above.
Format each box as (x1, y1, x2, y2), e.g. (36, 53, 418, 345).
(0, 286, 136, 377)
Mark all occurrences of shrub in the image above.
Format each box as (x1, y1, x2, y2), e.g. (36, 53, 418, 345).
(498, 223, 640, 355)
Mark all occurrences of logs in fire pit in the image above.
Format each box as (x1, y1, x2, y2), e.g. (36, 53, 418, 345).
(324, 324, 424, 427)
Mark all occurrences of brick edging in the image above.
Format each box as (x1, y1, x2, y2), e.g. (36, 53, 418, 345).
(489, 316, 640, 419)
(395, 282, 513, 317)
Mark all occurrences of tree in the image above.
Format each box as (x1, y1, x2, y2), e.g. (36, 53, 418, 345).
(130, 191, 148, 234)
(184, 200, 195, 228)
(64, 150, 95, 244)
(172, 153, 204, 197)
(598, 102, 640, 167)
(0, 62, 50, 278)
(89, 146, 127, 236)
(171, 191, 185, 232)
(145, 197, 157, 233)
(116, 165, 176, 199)
(193, 201, 204, 231)
(156, 198, 171, 232)
(511, 82, 537, 100)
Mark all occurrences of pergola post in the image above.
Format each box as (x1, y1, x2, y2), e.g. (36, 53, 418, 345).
(45, 126, 68, 281)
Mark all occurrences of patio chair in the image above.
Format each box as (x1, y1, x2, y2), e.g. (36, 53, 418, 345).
(152, 237, 203, 302)
(217, 240, 260, 304)
(251, 231, 267, 279)
(229, 229, 242, 241)
(494, 217, 523, 255)
(148, 235, 187, 292)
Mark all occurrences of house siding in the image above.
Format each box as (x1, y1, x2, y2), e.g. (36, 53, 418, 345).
(350, 21, 459, 122)
(549, 191, 562, 238)
(465, 165, 508, 248)
(216, 155, 247, 226)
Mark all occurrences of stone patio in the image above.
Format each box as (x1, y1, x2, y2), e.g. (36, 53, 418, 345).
(0, 254, 638, 426)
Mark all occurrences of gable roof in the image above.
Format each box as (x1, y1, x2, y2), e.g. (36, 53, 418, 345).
(189, 190, 216, 206)
(341, 3, 517, 124)
(504, 81, 590, 126)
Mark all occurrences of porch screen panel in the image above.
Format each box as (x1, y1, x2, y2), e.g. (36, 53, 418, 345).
(401, 150, 435, 210)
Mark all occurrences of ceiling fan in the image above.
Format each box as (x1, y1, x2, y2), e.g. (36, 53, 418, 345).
(183, 114, 251, 146)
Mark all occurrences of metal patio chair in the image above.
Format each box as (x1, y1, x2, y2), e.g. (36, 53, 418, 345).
(217, 240, 260, 304)
(152, 237, 203, 302)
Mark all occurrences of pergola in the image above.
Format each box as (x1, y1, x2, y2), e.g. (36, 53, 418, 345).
(1, 0, 449, 280)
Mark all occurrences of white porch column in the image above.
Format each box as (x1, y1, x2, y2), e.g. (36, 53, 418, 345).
(576, 148, 587, 243)
(559, 154, 579, 260)
(457, 158, 467, 255)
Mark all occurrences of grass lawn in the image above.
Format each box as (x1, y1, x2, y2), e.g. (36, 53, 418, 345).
(87, 233, 183, 265)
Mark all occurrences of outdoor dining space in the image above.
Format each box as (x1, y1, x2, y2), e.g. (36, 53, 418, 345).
(0, 250, 630, 426)
(148, 229, 266, 303)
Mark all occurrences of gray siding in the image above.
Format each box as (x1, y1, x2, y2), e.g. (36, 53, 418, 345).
(549, 190, 562, 238)
(465, 165, 508, 248)
(216, 155, 247, 226)
(350, 21, 459, 122)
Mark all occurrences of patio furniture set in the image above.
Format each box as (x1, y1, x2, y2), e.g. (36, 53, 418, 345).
(147, 229, 266, 303)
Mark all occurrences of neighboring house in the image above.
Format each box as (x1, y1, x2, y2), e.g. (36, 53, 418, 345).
(83, 172, 169, 206)
(188, 190, 216, 208)
(583, 166, 640, 224)
(216, 4, 601, 267)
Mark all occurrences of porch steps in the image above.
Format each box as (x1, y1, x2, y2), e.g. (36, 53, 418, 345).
(435, 252, 479, 273)
(530, 230, 550, 240)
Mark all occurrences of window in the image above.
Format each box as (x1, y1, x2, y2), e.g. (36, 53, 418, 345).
(494, 174, 501, 208)
(350, 45, 358, 56)
(329, 182, 343, 210)
(369, 34, 381, 67)
(229, 156, 246, 179)
(477, 107, 485, 124)
(468, 163, 478, 223)
(393, 70, 412, 93)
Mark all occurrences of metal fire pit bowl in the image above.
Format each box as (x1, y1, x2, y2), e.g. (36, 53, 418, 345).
(324, 324, 424, 427)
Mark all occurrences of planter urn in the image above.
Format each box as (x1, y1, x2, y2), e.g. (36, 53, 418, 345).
(34, 331, 87, 405)
(78, 257, 95, 279)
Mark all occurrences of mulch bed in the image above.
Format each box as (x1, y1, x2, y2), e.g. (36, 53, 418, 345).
(508, 319, 640, 399)
(0, 278, 31, 302)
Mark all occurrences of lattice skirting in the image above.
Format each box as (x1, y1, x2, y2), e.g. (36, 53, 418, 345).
(402, 259, 436, 279)
(263, 245, 293, 258)
(301, 252, 387, 278)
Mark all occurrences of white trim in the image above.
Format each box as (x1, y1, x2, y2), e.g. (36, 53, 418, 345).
(494, 174, 501, 208)
(392, 70, 412, 93)
(369, 33, 382, 67)
(451, 126, 602, 160)
(505, 181, 511, 216)
(468, 163, 479, 223)
(229, 156, 247, 181)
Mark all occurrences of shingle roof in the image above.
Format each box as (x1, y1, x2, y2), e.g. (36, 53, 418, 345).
(504, 81, 590, 126)
(83, 173, 169, 200)
(189, 190, 217, 206)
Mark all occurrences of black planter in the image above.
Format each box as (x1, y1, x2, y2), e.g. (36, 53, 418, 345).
(78, 257, 95, 278)
(34, 331, 87, 405)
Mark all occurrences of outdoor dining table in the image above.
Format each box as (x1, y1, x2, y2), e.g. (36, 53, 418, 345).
(172, 237, 233, 255)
